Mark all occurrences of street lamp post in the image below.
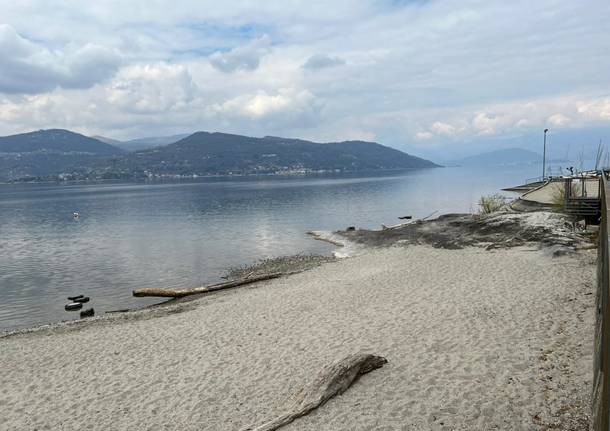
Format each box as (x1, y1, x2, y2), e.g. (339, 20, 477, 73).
(542, 128, 549, 179)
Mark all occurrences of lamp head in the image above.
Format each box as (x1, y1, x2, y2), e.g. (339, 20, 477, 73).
(544, 128, 549, 133)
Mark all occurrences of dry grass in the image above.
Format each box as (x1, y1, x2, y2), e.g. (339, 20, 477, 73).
(551, 182, 580, 213)
(478, 193, 507, 214)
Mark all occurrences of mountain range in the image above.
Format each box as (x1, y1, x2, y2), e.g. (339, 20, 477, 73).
(447, 148, 542, 166)
(416, 126, 610, 165)
(0, 129, 438, 182)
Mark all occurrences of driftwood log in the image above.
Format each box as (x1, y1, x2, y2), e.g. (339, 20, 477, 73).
(132, 273, 284, 298)
(244, 353, 387, 431)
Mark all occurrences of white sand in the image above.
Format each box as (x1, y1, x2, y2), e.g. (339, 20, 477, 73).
(0, 245, 595, 430)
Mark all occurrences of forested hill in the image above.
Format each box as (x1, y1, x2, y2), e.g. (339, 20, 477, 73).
(117, 132, 439, 176)
(0, 130, 439, 181)
(0, 129, 123, 155)
(0, 129, 124, 181)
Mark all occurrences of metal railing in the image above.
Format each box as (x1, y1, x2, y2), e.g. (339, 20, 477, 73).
(525, 175, 546, 184)
(564, 177, 601, 218)
(593, 172, 610, 430)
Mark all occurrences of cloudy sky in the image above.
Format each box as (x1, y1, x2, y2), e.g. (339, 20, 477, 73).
(0, 0, 609, 158)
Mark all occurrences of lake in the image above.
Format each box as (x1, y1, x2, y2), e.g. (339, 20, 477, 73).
(0, 164, 541, 330)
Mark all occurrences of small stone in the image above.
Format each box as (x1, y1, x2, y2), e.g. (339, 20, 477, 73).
(80, 308, 94, 318)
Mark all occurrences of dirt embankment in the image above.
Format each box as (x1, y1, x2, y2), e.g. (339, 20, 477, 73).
(336, 211, 595, 254)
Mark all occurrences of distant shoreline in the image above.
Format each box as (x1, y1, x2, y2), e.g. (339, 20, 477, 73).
(0, 166, 442, 186)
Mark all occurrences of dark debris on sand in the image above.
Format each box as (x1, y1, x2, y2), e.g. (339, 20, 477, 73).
(336, 211, 595, 254)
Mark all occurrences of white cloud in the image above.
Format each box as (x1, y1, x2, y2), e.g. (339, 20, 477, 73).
(410, 95, 610, 144)
(106, 63, 198, 114)
(212, 88, 319, 124)
(209, 35, 271, 73)
(515, 119, 530, 129)
(0, 24, 120, 94)
(577, 98, 610, 121)
(0, 0, 609, 153)
(431, 121, 458, 136)
(471, 113, 501, 136)
(415, 131, 434, 140)
(548, 113, 571, 127)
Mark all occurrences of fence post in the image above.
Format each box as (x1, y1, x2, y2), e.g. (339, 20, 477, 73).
(593, 173, 610, 430)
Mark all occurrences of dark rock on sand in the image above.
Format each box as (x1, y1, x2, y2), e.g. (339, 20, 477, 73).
(80, 308, 95, 318)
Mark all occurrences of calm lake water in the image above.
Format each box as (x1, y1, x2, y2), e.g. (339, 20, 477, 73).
(0, 165, 541, 330)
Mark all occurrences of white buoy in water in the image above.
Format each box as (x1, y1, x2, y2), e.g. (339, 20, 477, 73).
(73, 212, 80, 219)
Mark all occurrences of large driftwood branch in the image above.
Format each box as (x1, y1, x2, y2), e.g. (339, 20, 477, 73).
(132, 273, 284, 298)
(244, 353, 387, 431)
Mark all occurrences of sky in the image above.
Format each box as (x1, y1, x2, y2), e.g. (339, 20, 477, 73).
(0, 0, 609, 159)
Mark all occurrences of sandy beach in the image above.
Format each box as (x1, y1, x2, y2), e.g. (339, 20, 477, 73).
(0, 213, 596, 430)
